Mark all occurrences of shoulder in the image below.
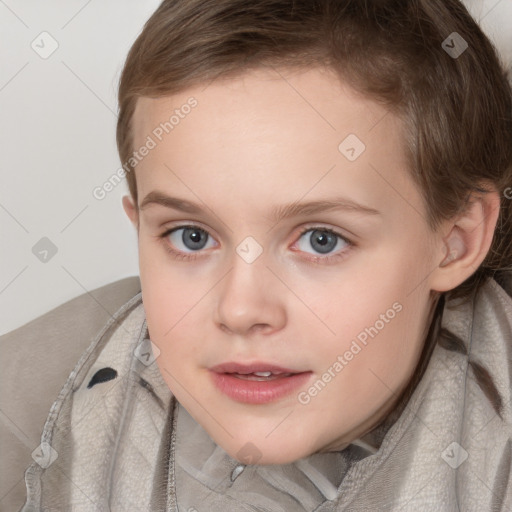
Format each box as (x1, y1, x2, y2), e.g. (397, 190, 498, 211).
(0, 276, 140, 511)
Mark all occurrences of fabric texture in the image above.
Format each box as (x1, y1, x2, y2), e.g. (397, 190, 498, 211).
(18, 277, 512, 511)
(0, 276, 141, 512)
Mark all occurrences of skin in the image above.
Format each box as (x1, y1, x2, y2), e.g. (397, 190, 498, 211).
(123, 65, 500, 465)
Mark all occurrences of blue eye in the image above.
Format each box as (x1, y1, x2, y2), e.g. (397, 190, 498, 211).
(167, 226, 216, 252)
(296, 228, 349, 256)
(160, 224, 352, 263)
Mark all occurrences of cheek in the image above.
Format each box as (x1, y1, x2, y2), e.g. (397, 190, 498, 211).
(138, 237, 201, 336)
(295, 244, 432, 385)
(137, 246, 214, 389)
(298, 249, 427, 339)
(301, 294, 427, 438)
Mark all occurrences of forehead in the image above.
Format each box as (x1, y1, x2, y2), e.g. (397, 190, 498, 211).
(132, 66, 393, 146)
(130, 66, 417, 219)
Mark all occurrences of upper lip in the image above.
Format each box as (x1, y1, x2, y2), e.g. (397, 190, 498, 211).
(209, 362, 305, 375)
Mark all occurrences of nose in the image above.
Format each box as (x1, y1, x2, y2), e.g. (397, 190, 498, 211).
(214, 256, 287, 336)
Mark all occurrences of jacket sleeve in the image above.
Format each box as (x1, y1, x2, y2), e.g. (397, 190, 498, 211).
(0, 276, 141, 512)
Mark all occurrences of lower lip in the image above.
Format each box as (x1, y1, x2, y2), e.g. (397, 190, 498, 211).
(210, 371, 312, 404)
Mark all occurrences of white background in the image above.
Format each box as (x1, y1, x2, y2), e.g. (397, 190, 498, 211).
(1, 0, 511, 335)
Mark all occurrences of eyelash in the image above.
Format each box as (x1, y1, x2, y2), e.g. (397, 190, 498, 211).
(158, 224, 354, 264)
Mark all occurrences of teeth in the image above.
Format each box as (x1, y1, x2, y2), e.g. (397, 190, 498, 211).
(230, 372, 294, 381)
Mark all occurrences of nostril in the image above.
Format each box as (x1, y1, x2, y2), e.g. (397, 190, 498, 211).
(87, 367, 118, 388)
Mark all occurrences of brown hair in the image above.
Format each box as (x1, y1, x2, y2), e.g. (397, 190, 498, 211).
(116, 0, 512, 300)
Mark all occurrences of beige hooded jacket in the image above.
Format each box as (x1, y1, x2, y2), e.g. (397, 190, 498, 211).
(1, 275, 511, 511)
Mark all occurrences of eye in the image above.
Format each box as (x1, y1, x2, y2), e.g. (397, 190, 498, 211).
(295, 228, 350, 256)
(166, 226, 216, 253)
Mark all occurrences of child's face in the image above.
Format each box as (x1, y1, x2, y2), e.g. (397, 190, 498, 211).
(126, 66, 444, 464)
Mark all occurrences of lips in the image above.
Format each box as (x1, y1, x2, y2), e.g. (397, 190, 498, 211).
(209, 362, 312, 404)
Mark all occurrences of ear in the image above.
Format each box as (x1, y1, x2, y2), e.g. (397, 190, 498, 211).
(429, 187, 501, 292)
(122, 195, 139, 229)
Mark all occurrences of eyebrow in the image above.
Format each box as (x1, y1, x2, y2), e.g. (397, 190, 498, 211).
(139, 191, 380, 223)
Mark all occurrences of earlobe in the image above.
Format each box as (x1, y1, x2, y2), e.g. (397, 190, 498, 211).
(122, 195, 139, 229)
(430, 188, 500, 292)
